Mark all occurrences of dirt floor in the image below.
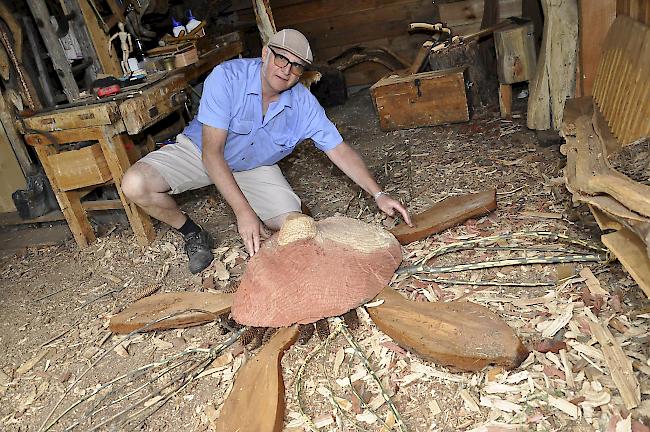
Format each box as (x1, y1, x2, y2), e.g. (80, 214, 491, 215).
(1, 90, 649, 432)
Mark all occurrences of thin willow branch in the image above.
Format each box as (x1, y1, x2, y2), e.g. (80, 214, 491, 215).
(398, 253, 607, 276)
(296, 323, 344, 432)
(414, 231, 608, 267)
(413, 275, 556, 287)
(337, 320, 407, 432)
(40, 308, 233, 432)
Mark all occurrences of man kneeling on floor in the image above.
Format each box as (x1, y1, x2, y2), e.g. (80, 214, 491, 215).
(122, 29, 411, 274)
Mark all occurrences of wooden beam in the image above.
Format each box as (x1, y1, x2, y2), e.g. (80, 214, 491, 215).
(0, 93, 32, 175)
(0, 200, 124, 225)
(25, 0, 80, 101)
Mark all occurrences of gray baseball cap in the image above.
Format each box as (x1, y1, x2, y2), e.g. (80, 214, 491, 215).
(267, 29, 313, 65)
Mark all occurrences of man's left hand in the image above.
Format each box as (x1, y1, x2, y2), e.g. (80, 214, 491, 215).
(375, 194, 413, 226)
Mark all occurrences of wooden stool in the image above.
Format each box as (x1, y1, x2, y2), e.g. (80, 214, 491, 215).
(494, 22, 536, 118)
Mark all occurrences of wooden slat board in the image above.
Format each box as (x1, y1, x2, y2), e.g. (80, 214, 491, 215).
(47, 144, 112, 191)
(215, 326, 299, 432)
(577, 0, 616, 96)
(109, 292, 233, 334)
(367, 287, 529, 371)
(270, 0, 436, 86)
(21, 103, 120, 132)
(592, 15, 650, 144)
(390, 189, 497, 244)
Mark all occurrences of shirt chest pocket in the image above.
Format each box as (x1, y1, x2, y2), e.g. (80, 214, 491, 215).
(230, 119, 253, 136)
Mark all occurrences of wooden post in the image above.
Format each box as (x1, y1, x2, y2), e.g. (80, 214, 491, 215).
(0, 93, 32, 176)
(21, 17, 56, 107)
(98, 129, 155, 246)
(25, 0, 80, 102)
(527, 0, 578, 131)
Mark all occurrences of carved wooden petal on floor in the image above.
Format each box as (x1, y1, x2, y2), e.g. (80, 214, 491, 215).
(232, 215, 402, 327)
(390, 189, 497, 245)
(109, 292, 233, 334)
(215, 326, 299, 432)
(367, 287, 529, 371)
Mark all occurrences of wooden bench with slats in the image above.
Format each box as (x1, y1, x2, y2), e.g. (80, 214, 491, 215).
(561, 15, 650, 297)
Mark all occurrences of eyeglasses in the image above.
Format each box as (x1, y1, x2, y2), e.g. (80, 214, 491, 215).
(268, 46, 306, 76)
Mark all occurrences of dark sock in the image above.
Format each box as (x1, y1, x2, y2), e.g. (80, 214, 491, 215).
(178, 216, 201, 237)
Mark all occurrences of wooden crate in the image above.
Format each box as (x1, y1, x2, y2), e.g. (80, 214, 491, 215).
(370, 68, 469, 131)
(48, 143, 112, 191)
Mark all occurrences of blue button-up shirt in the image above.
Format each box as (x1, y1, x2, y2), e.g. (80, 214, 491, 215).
(182, 58, 343, 172)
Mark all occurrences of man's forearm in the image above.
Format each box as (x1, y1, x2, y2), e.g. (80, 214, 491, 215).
(202, 151, 253, 215)
(325, 142, 382, 196)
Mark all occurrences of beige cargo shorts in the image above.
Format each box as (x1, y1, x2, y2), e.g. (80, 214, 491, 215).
(139, 134, 301, 221)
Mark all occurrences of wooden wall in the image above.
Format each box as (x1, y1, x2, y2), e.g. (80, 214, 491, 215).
(274, 0, 524, 85)
(617, 0, 650, 24)
(0, 125, 26, 213)
(270, 0, 436, 86)
(229, 0, 523, 86)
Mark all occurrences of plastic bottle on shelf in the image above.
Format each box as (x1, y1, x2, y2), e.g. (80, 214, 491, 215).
(171, 17, 186, 37)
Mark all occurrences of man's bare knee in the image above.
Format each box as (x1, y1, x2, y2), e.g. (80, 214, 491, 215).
(122, 163, 169, 205)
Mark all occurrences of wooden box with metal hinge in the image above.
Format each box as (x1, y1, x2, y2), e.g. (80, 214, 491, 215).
(370, 67, 469, 131)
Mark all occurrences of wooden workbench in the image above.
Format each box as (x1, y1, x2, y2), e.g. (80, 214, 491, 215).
(15, 38, 244, 248)
(20, 74, 188, 248)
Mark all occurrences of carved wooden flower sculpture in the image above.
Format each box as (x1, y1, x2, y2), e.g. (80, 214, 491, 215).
(232, 214, 402, 327)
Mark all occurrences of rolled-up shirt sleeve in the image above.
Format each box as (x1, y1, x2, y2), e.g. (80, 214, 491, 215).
(197, 66, 232, 130)
(301, 93, 343, 151)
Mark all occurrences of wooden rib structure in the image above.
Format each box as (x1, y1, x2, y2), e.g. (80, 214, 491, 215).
(390, 189, 497, 245)
(367, 287, 529, 371)
(215, 326, 299, 432)
(109, 292, 232, 334)
(561, 16, 650, 297)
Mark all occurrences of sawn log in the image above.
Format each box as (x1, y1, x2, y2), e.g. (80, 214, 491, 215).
(109, 292, 232, 334)
(367, 287, 528, 371)
(390, 189, 497, 245)
(215, 326, 299, 432)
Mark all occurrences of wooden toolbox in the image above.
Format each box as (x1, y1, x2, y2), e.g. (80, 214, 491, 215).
(370, 67, 469, 131)
(48, 143, 111, 191)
